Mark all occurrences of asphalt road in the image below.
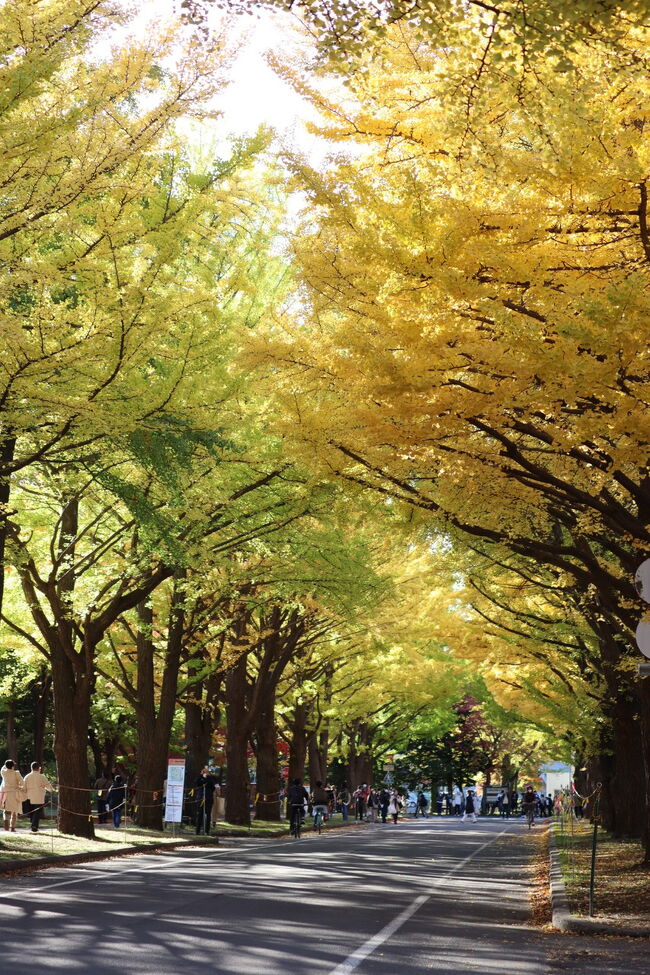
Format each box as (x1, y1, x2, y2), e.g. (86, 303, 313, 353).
(0, 818, 648, 974)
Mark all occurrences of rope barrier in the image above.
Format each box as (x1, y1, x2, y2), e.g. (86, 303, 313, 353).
(55, 782, 167, 797)
(255, 791, 283, 803)
(2, 775, 233, 832)
(570, 782, 601, 803)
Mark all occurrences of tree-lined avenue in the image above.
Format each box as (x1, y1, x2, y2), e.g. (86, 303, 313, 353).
(0, 823, 648, 974)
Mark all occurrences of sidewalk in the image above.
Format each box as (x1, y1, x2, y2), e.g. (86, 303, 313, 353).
(549, 826, 650, 938)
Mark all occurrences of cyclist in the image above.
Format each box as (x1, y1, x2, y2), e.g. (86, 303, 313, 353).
(311, 780, 329, 830)
(287, 778, 309, 835)
(522, 785, 536, 827)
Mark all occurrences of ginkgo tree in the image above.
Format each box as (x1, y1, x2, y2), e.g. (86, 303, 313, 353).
(199, 0, 650, 76)
(1, 128, 298, 835)
(247, 15, 650, 850)
(0, 0, 238, 617)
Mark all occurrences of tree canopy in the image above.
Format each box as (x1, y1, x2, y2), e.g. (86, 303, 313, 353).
(2, 0, 650, 857)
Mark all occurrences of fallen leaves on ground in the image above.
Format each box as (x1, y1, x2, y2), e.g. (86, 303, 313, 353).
(555, 819, 650, 923)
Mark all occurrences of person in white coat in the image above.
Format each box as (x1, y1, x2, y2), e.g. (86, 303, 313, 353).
(1, 760, 25, 832)
(23, 762, 53, 833)
(452, 786, 462, 816)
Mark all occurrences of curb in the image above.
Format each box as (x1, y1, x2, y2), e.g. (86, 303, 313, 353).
(548, 826, 650, 938)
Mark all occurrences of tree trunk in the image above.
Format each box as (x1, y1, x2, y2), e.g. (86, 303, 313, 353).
(224, 604, 305, 823)
(184, 671, 222, 786)
(347, 723, 373, 788)
(88, 727, 104, 781)
(184, 698, 210, 790)
(52, 650, 94, 838)
(136, 734, 169, 831)
(47, 498, 94, 836)
(308, 732, 327, 785)
(287, 701, 309, 782)
(598, 689, 645, 838)
(635, 677, 650, 863)
(134, 574, 186, 831)
(88, 723, 124, 780)
(0, 433, 16, 621)
(255, 692, 280, 821)
(5, 699, 17, 760)
(225, 655, 251, 825)
(348, 753, 373, 790)
(30, 669, 52, 766)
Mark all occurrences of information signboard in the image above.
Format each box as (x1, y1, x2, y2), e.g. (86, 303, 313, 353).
(164, 757, 186, 823)
(483, 785, 504, 803)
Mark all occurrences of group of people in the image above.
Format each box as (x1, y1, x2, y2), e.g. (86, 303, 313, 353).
(1, 759, 136, 833)
(0, 760, 52, 833)
(285, 779, 410, 829)
(282, 780, 411, 827)
(339, 784, 559, 823)
(3, 757, 565, 836)
(350, 784, 409, 824)
(419, 786, 560, 820)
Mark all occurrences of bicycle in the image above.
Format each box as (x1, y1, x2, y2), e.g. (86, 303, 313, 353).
(312, 804, 327, 834)
(290, 804, 303, 839)
(524, 803, 535, 829)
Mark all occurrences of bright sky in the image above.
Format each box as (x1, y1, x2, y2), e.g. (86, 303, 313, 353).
(123, 0, 324, 155)
(218, 17, 320, 140)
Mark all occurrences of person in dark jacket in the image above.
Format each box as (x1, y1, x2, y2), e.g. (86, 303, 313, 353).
(287, 778, 309, 831)
(379, 788, 390, 823)
(415, 791, 428, 817)
(461, 788, 478, 823)
(195, 768, 217, 835)
(108, 775, 126, 828)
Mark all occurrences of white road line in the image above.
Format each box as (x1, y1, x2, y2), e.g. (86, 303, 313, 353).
(329, 826, 511, 975)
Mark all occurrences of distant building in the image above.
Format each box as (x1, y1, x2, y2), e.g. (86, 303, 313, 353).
(539, 761, 573, 794)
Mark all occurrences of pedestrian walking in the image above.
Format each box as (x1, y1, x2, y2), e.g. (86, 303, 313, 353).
(325, 783, 336, 820)
(1, 760, 25, 832)
(23, 762, 53, 833)
(379, 787, 390, 823)
(388, 789, 401, 824)
(367, 788, 378, 822)
(210, 783, 225, 826)
(194, 767, 217, 835)
(339, 783, 351, 821)
(108, 774, 126, 828)
(461, 788, 478, 823)
(94, 769, 112, 824)
(354, 786, 366, 821)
